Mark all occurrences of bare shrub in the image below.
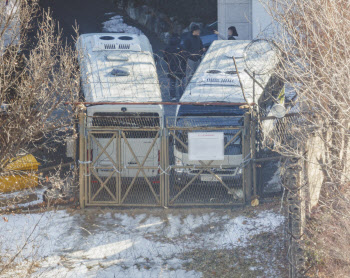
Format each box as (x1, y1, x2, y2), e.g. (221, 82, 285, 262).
(0, 0, 79, 274)
(0, 0, 79, 184)
(265, 0, 350, 183)
(263, 0, 350, 276)
(0, 0, 79, 169)
(306, 184, 350, 277)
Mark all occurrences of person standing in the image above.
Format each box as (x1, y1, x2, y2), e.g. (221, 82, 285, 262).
(163, 33, 187, 101)
(183, 24, 206, 84)
(214, 26, 238, 40)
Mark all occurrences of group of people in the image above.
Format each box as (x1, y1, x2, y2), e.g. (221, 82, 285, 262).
(163, 24, 238, 101)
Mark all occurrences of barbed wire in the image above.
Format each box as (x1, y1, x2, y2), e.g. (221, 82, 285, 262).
(243, 39, 280, 76)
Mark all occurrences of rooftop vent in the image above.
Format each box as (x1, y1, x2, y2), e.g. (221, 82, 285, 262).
(111, 68, 130, 76)
(118, 36, 133, 40)
(207, 69, 221, 74)
(225, 70, 237, 75)
(119, 44, 130, 50)
(92, 35, 141, 52)
(200, 69, 243, 86)
(104, 44, 117, 50)
(100, 36, 115, 41)
(206, 69, 238, 75)
(204, 77, 239, 85)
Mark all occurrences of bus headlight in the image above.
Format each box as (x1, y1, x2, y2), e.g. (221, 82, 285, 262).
(175, 158, 183, 166)
(175, 158, 187, 173)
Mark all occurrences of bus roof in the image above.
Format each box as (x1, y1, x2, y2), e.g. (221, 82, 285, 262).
(77, 33, 162, 103)
(180, 40, 277, 104)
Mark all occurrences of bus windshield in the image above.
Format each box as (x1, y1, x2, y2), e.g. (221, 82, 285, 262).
(177, 105, 246, 117)
(175, 105, 246, 155)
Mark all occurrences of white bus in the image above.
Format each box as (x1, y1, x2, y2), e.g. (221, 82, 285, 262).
(174, 40, 284, 185)
(77, 33, 163, 178)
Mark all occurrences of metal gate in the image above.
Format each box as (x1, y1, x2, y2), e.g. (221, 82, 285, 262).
(164, 116, 246, 206)
(78, 113, 250, 208)
(255, 113, 303, 198)
(81, 115, 164, 207)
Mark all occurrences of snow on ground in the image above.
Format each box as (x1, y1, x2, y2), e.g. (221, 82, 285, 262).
(102, 15, 142, 35)
(0, 208, 285, 278)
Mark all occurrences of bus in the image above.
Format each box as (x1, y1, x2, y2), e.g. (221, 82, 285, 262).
(77, 33, 163, 178)
(174, 40, 284, 186)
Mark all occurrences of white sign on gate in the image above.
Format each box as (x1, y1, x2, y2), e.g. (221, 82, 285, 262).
(188, 132, 224, 161)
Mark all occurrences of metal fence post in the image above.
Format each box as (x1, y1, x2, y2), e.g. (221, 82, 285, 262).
(162, 127, 169, 207)
(243, 112, 252, 203)
(250, 112, 258, 199)
(117, 130, 122, 204)
(78, 105, 86, 209)
(160, 129, 164, 207)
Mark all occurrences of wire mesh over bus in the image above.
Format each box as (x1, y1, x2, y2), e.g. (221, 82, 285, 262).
(84, 113, 163, 206)
(256, 112, 309, 198)
(165, 115, 246, 206)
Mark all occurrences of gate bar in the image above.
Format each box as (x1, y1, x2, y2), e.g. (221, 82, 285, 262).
(78, 107, 86, 209)
(243, 113, 252, 203)
(91, 165, 243, 170)
(160, 129, 166, 206)
(72, 101, 254, 106)
(253, 156, 283, 162)
(117, 130, 121, 204)
(86, 128, 160, 131)
(251, 112, 258, 198)
(167, 127, 242, 131)
(164, 128, 170, 207)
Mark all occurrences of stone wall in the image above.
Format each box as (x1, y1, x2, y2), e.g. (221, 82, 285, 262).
(282, 133, 327, 278)
(302, 135, 326, 212)
(282, 127, 350, 278)
(281, 128, 350, 277)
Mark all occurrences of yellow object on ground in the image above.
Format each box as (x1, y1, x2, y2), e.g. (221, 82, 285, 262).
(0, 154, 40, 193)
(251, 198, 259, 207)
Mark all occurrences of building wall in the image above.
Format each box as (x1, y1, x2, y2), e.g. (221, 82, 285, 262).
(218, 0, 272, 40)
(252, 0, 272, 38)
(218, 0, 252, 40)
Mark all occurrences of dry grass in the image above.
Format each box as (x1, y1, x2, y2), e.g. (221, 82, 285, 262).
(305, 184, 350, 278)
(261, 1, 350, 277)
(0, 0, 79, 275)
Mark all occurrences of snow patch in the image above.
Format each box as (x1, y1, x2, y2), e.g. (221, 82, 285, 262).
(102, 15, 142, 35)
(0, 210, 285, 277)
